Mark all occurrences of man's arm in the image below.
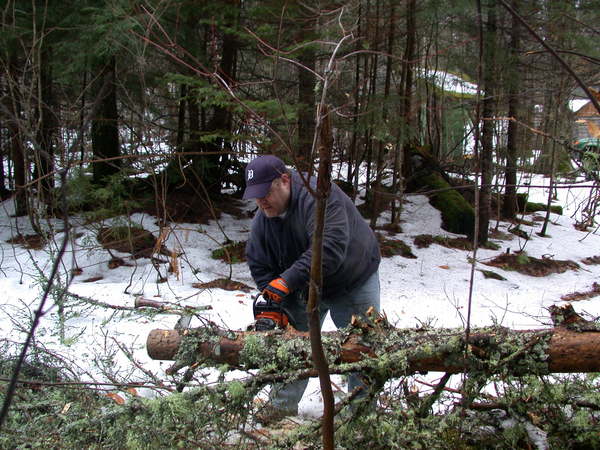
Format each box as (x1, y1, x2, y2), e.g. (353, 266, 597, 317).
(281, 186, 350, 292)
(245, 220, 279, 290)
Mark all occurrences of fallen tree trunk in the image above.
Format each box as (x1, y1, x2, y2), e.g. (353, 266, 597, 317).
(147, 308, 600, 377)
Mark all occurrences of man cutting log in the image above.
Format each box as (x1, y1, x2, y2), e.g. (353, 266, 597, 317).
(243, 154, 381, 424)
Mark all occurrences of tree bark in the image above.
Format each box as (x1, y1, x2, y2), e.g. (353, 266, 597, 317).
(146, 324, 600, 375)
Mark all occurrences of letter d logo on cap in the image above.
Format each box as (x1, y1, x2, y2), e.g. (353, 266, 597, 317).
(247, 169, 254, 181)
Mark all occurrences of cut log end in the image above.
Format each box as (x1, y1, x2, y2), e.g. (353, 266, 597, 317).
(147, 329, 182, 360)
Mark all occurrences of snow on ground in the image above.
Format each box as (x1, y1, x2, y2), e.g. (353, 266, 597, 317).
(0, 174, 599, 419)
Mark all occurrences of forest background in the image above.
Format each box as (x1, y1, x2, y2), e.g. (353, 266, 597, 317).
(1, 0, 600, 448)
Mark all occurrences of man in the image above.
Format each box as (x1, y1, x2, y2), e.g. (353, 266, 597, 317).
(243, 154, 381, 423)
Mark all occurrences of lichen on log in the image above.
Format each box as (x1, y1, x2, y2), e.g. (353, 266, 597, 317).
(146, 312, 600, 378)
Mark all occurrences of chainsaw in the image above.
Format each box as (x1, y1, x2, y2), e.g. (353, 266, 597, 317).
(252, 292, 289, 331)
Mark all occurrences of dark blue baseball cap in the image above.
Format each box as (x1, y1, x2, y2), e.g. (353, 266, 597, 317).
(243, 155, 287, 199)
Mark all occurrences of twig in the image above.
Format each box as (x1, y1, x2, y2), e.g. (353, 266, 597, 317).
(0, 172, 70, 429)
(111, 338, 174, 392)
(417, 372, 452, 418)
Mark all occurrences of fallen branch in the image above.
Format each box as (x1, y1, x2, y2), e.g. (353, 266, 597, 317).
(134, 297, 212, 315)
(560, 282, 600, 302)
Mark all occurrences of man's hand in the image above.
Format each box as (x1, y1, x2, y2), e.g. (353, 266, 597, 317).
(253, 278, 290, 330)
(262, 278, 289, 303)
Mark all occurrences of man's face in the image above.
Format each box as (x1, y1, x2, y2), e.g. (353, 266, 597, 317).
(255, 174, 291, 217)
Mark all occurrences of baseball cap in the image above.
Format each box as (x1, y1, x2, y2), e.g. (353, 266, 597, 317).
(243, 155, 287, 199)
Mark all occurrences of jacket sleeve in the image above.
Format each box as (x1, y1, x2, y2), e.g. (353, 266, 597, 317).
(245, 217, 278, 290)
(281, 186, 350, 292)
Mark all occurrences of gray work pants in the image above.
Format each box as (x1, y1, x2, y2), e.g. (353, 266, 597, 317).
(271, 270, 381, 413)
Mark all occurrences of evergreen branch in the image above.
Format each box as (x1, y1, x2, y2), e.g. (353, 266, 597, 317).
(0, 377, 173, 391)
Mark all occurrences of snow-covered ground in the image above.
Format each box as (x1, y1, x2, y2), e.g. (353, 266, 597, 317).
(0, 173, 599, 419)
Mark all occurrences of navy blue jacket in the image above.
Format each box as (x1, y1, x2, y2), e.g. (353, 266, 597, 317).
(245, 171, 380, 298)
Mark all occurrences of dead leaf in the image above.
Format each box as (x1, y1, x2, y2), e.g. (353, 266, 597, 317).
(528, 411, 541, 426)
(439, 265, 450, 270)
(83, 276, 103, 283)
(61, 402, 72, 414)
(153, 227, 170, 255)
(6, 233, 46, 250)
(560, 282, 600, 302)
(108, 257, 127, 269)
(169, 248, 180, 279)
(105, 393, 125, 405)
(127, 388, 138, 397)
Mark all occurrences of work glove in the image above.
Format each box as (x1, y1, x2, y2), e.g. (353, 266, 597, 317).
(252, 278, 290, 331)
(262, 278, 290, 303)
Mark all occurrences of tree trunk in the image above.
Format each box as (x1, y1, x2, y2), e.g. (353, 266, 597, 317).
(310, 105, 334, 450)
(400, 0, 416, 181)
(367, 0, 382, 228)
(346, 3, 363, 194)
(7, 53, 27, 217)
(176, 83, 187, 149)
(370, 3, 396, 229)
(364, 1, 379, 215)
(297, 42, 316, 171)
(91, 56, 121, 184)
(79, 65, 87, 168)
(205, 15, 237, 191)
(0, 124, 6, 198)
(146, 324, 600, 375)
(478, 4, 497, 245)
(188, 89, 201, 155)
(35, 47, 56, 207)
(503, 0, 521, 220)
(392, 0, 415, 226)
(188, 4, 238, 195)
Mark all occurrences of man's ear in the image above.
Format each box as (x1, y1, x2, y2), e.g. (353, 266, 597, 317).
(280, 173, 291, 185)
